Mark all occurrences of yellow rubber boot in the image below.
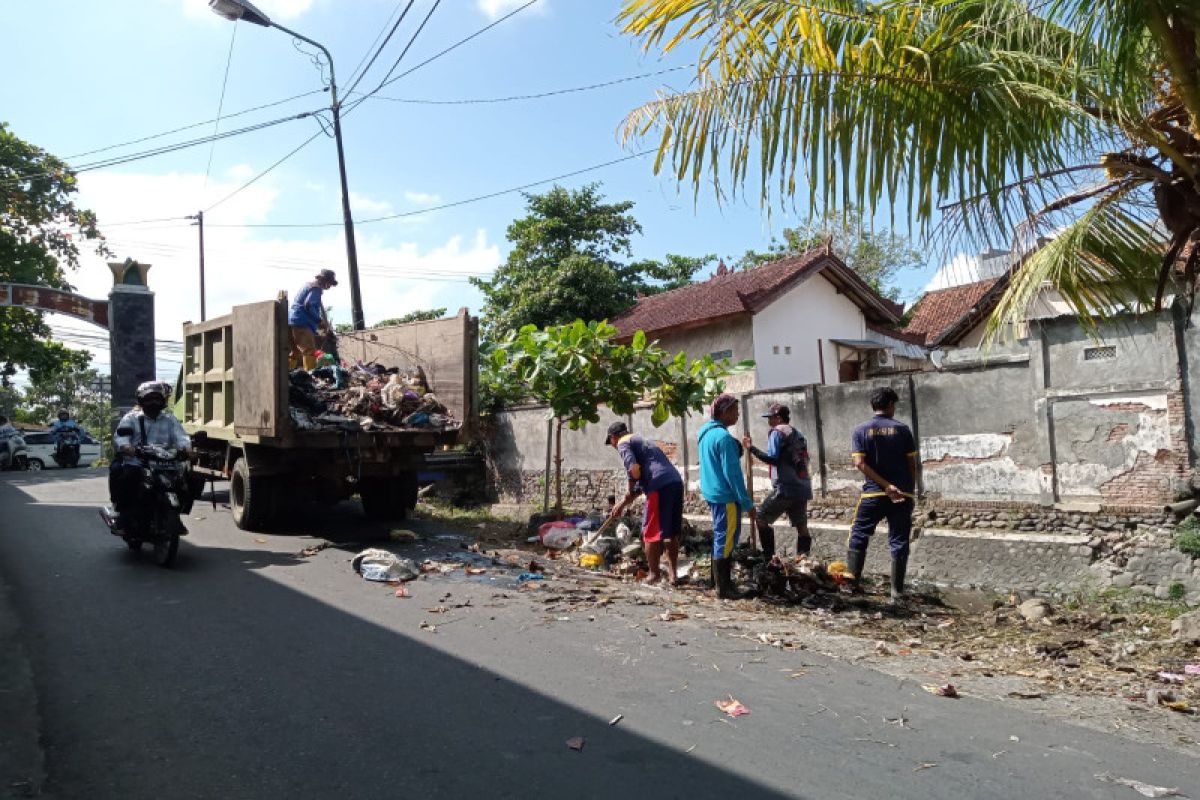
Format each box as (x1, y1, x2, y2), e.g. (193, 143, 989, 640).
(302, 354, 317, 371)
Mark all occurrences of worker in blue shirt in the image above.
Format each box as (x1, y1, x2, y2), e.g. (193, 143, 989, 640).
(288, 269, 337, 370)
(698, 393, 757, 599)
(743, 403, 813, 560)
(846, 386, 919, 603)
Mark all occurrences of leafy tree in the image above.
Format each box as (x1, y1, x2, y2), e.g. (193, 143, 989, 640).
(20, 364, 112, 433)
(375, 308, 448, 326)
(487, 319, 751, 511)
(471, 184, 714, 340)
(619, 1, 1200, 337)
(1, 123, 106, 380)
(733, 207, 921, 300)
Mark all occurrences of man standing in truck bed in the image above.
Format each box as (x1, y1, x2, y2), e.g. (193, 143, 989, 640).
(288, 269, 337, 371)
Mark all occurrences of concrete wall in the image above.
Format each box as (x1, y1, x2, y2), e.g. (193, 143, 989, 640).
(489, 308, 1199, 515)
(656, 318, 756, 393)
(752, 274, 865, 388)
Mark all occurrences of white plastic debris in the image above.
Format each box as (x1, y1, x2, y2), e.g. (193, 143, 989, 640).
(351, 548, 420, 582)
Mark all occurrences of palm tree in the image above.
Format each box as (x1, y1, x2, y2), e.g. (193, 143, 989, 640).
(618, 0, 1200, 336)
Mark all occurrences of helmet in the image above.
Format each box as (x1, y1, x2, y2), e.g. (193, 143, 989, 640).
(57, 409, 70, 420)
(135, 381, 171, 404)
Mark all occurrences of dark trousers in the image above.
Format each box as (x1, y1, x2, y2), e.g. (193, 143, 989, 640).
(109, 463, 144, 512)
(848, 494, 914, 558)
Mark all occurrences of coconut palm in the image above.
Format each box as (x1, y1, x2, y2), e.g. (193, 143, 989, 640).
(618, 0, 1200, 335)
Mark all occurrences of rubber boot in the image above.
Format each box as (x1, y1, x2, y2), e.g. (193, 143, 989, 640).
(795, 533, 812, 559)
(756, 521, 776, 560)
(846, 548, 867, 593)
(302, 354, 318, 371)
(288, 354, 299, 370)
(890, 552, 908, 604)
(716, 558, 757, 600)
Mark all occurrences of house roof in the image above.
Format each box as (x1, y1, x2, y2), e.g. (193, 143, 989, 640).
(611, 247, 904, 340)
(904, 276, 1011, 346)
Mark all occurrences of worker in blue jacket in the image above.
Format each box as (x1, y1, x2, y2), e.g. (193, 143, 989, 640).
(697, 393, 756, 599)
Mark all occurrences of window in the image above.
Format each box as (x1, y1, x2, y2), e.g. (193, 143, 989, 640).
(1084, 345, 1117, 361)
(24, 433, 51, 445)
(710, 349, 733, 361)
(784, 345, 792, 355)
(772, 345, 780, 355)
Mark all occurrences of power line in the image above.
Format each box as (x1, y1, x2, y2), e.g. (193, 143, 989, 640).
(356, 0, 443, 102)
(204, 131, 323, 213)
(343, 0, 417, 98)
(203, 22, 239, 192)
(360, 64, 694, 106)
(63, 89, 325, 161)
(206, 149, 653, 228)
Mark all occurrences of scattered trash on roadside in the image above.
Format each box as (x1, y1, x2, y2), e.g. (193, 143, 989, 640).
(1158, 671, 1187, 684)
(609, 714, 623, 726)
(352, 548, 420, 582)
(874, 641, 892, 655)
(425, 605, 448, 614)
(419, 621, 437, 633)
(1184, 664, 1200, 675)
(1006, 691, 1044, 700)
(464, 566, 488, 575)
(715, 697, 750, 717)
(922, 684, 959, 698)
(566, 737, 585, 752)
(660, 611, 688, 622)
(1094, 772, 1185, 797)
(254, 537, 267, 544)
(298, 541, 330, 557)
(913, 763, 937, 772)
(394, 586, 410, 599)
(517, 572, 545, 583)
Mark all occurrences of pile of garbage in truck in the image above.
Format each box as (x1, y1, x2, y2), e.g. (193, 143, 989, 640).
(287, 355, 461, 433)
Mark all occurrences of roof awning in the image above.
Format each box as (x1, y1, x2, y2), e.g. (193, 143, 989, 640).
(829, 338, 890, 351)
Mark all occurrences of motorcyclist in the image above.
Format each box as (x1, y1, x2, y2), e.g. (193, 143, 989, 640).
(50, 409, 82, 458)
(108, 382, 191, 530)
(0, 415, 20, 468)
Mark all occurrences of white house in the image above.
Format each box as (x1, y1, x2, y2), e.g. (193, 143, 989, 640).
(611, 245, 906, 391)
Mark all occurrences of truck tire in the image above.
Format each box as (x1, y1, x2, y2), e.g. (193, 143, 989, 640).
(360, 477, 409, 521)
(230, 458, 271, 531)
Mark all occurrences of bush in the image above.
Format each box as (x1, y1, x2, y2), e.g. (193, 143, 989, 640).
(1168, 582, 1187, 601)
(1176, 516, 1200, 558)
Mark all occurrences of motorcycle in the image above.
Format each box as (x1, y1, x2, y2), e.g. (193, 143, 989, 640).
(99, 443, 194, 567)
(53, 427, 81, 468)
(0, 434, 30, 472)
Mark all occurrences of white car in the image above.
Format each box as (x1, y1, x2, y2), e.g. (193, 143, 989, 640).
(21, 430, 103, 470)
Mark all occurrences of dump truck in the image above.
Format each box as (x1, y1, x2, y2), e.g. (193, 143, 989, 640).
(180, 295, 478, 531)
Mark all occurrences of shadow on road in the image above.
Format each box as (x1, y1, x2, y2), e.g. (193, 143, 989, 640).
(1, 472, 798, 799)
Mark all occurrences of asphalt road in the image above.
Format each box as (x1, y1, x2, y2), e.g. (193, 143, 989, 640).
(1, 470, 1197, 800)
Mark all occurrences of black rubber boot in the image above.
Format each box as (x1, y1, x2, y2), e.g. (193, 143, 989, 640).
(795, 533, 812, 559)
(715, 558, 756, 599)
(846, 548, 867, 593)
(756, 522, 776, 560)
(890, 552, 908, 603)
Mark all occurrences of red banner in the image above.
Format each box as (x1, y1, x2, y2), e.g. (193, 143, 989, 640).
(0, 284, 109, 329)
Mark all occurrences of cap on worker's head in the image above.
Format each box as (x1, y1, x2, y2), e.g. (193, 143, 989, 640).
(762, 403, 790, 422)
(316, 268, 338, 286)
(710, 393, 738, 419)
(605, 421, 629, 443)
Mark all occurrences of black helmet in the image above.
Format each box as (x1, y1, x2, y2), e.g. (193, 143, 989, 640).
(58, 409, 70, 420)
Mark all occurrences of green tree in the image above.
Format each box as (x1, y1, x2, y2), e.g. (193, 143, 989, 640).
(21, 364, 112, 433)
(374, 308, 448, 326)
(487, 319, 751, 511)
(471, 184, 714, 340)
(1, 123, 106, 381)
(733, 207, 921, 300)
(619, 0, 1200, 337)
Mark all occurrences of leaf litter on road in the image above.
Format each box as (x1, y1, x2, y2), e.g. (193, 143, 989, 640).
(715, 697, 750, 717)
(1094, 772, 1186, 798)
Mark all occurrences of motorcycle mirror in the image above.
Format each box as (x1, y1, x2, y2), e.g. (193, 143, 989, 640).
(191, 430, 209, 443)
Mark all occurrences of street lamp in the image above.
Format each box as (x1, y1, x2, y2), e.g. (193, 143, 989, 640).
(208, 0, 366, 331)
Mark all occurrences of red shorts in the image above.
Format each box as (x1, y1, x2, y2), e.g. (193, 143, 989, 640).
(642, 483, 684, 544)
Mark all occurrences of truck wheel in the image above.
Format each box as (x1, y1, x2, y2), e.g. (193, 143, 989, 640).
(230, 459, 270, 531)
(360, 478, 406, 521)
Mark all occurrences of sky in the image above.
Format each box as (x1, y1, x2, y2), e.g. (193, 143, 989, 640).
(4, 0, 956, 379)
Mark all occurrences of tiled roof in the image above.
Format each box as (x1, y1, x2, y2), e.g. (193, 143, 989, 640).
(612, 248, 902, 340)
(904, 277, 1004, 346)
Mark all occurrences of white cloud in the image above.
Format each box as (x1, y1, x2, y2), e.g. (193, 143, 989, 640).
(924, 252, 981, 292)
(67, 170, 497, 381)
(348, 191, 394, 216)
(403, 191, 441, 206)
(226, 164, 255, 181)
(477, 0, 547, 19)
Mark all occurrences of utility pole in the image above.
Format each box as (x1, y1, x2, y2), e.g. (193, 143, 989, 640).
(189, 211, 207, 321)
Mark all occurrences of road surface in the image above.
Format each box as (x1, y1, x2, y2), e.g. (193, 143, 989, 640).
(1, 470, 1196, 799)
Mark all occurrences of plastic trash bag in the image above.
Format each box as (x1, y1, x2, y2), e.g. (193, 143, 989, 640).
(352, 548, 419, 582)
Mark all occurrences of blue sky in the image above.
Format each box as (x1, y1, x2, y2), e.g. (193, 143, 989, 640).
(4, 0, 949, 375)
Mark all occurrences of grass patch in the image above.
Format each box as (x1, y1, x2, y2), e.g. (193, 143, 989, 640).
(1176, 515, 1200, 558)
(1075, 585, 1192, 618)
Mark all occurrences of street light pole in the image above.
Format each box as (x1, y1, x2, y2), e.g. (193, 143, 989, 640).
(208, 0, 366, 331)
